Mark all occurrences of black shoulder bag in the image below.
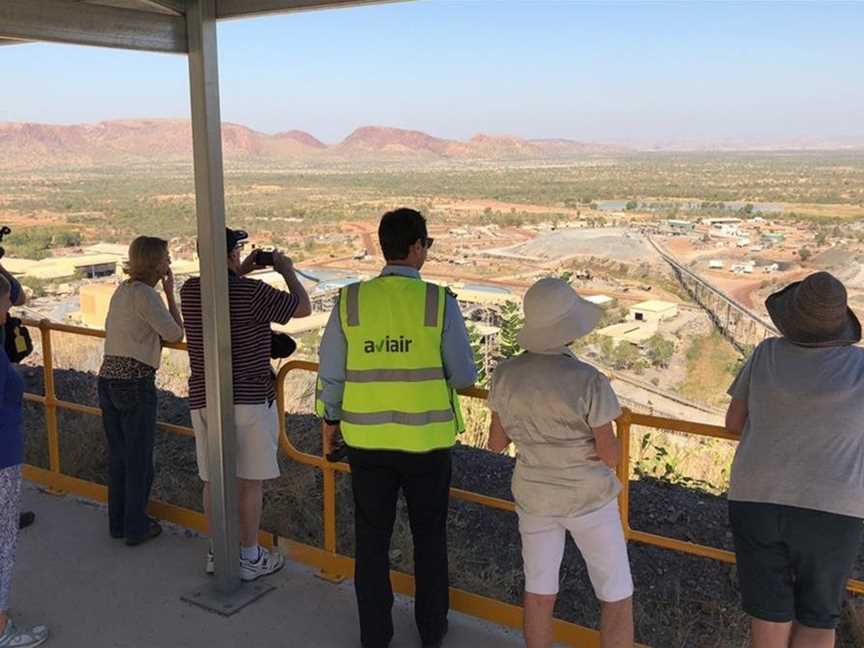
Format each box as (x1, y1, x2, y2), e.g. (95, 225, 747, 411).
(271, 331, 297, 359)
(4, 316, 33, 363)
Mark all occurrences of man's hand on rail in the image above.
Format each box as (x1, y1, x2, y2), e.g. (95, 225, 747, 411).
(323, 421, 347, 462)
(323, 421, 339, 448)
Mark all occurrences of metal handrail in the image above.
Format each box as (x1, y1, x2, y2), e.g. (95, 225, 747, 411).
(16, 318, 603, 644)
(19, 317, 864, 648)
(274, 361, 864, 596)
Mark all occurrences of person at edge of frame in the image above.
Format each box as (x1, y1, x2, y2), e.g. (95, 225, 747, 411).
(0, 257, 35, 532)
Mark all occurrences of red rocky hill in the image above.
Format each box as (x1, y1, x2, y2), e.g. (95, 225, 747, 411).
(0, 119, 618, 168)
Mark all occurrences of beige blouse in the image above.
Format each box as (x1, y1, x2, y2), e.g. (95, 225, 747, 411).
(102, 281, 183, 370)
(489, 348, 622, 517)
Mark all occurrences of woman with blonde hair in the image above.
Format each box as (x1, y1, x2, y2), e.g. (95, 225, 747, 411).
(98, 236, 183, 545)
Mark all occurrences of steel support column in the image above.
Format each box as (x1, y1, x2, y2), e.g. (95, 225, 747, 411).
(184, 0, 241, 597)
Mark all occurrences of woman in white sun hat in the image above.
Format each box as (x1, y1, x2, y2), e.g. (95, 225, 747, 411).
(487, 277, 633, 648)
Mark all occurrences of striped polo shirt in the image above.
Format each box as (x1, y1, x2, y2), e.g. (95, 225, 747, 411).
(180, 272, 299, 410)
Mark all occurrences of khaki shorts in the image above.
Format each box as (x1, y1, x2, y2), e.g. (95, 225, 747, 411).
(517, 498, 633, 601)
(191, 402, 280, 482)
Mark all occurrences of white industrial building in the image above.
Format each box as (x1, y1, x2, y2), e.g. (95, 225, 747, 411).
(628, 300, 678, 323)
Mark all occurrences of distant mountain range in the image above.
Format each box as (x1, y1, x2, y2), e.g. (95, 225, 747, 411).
(0, 119, 622, 168)
(1, 119, 861, 169)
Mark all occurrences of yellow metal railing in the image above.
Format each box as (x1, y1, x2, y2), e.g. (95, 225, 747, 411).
(19, 318, 864, 647)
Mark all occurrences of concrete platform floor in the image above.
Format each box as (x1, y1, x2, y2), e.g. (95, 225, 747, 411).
(10, 483, 525, 648)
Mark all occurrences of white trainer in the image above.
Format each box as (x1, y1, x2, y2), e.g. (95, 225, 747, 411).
(0, 620, 49, 648)
(205, 550, 215, 575)
(240, 546, 285, 582)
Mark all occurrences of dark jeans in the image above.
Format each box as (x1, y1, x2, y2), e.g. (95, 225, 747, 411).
(348, 447, 451, 648)
(98, 376, 158, 542)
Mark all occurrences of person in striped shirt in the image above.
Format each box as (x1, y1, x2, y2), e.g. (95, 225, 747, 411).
(180, 228, 311, 581)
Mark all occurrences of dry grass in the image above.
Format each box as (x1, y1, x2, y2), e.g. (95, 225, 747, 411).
(459, 397, 491, 449)
(678, 332, 740, 407)
(630, 426, 736, 494)
(786, 203, 864, 221)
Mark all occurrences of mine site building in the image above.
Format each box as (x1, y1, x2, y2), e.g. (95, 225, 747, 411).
(585, 294, 614, 307)
(666, 219, 695, 232)
(597, 321, 657, 346)
(83, 242, 130, 258)
(449, 286, 516, 309)
(762, 232, 786, 244)
(68, 253, 120, 278)
(1, 254, 119, 280)
(77, 282, 119, 328)
(703, 217, 743, 227)
(629, 299, 678, 323)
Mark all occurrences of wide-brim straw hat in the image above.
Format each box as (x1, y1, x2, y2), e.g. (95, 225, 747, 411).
(517, 277, 604, 353)
(765, 271, 861, 347)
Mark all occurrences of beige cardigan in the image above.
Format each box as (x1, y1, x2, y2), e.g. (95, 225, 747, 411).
(103, 281, 183, 369)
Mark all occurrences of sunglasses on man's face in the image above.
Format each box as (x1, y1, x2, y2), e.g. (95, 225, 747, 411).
(423, 237, 434, 250)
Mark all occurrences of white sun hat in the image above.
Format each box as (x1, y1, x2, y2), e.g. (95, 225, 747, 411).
(516, 277, 604, 353)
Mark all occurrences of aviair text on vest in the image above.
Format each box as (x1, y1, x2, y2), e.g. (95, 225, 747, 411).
(363, 335, 414, 353)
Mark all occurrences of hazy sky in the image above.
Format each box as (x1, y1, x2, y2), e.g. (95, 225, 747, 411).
(1, 1, 863, 145)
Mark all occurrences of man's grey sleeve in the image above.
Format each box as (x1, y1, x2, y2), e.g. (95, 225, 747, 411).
(317, 300, 346, 420)
(442, 293, 477, 390)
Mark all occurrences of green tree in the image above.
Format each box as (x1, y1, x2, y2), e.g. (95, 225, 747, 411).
(625, 200, 638, 211)
(599, 336, 615, 359)
(645, 334, 675, 368)
(611, 342, 643, 371)
(498, 301, 523, 359)
(815, 231, 827, 246)
(798, 247, 812, 262)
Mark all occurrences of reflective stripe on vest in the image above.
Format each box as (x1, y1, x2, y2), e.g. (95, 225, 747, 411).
(333, 275, 463, 452)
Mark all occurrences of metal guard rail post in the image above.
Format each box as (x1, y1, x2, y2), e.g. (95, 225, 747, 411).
(19, 319, 864, 647)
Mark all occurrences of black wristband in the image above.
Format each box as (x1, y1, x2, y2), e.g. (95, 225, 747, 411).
(324, 418, 340, 426)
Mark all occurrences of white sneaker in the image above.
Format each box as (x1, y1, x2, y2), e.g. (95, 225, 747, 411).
(205, 550, 215, 575)
(240, 546, 285, 582)
(0, 620, 49, 648)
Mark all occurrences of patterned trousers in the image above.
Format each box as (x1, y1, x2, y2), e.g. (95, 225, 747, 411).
(0, 464, 22, 612)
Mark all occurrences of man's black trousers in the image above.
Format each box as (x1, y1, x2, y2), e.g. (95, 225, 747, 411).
(347, 446, 451, 648)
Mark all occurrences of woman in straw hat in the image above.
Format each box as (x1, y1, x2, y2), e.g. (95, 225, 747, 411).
(726, 271, 864, 648)
(486, 277, 633, 648)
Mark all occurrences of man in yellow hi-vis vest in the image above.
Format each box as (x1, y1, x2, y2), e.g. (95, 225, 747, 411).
(317, 208, 477, 648)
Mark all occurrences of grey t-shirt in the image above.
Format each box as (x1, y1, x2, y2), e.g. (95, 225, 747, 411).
(488, 349, 622, 517)
(728, 337, 864, 518)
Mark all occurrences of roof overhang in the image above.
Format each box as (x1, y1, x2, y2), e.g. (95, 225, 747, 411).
(0, 0, 400, 53)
